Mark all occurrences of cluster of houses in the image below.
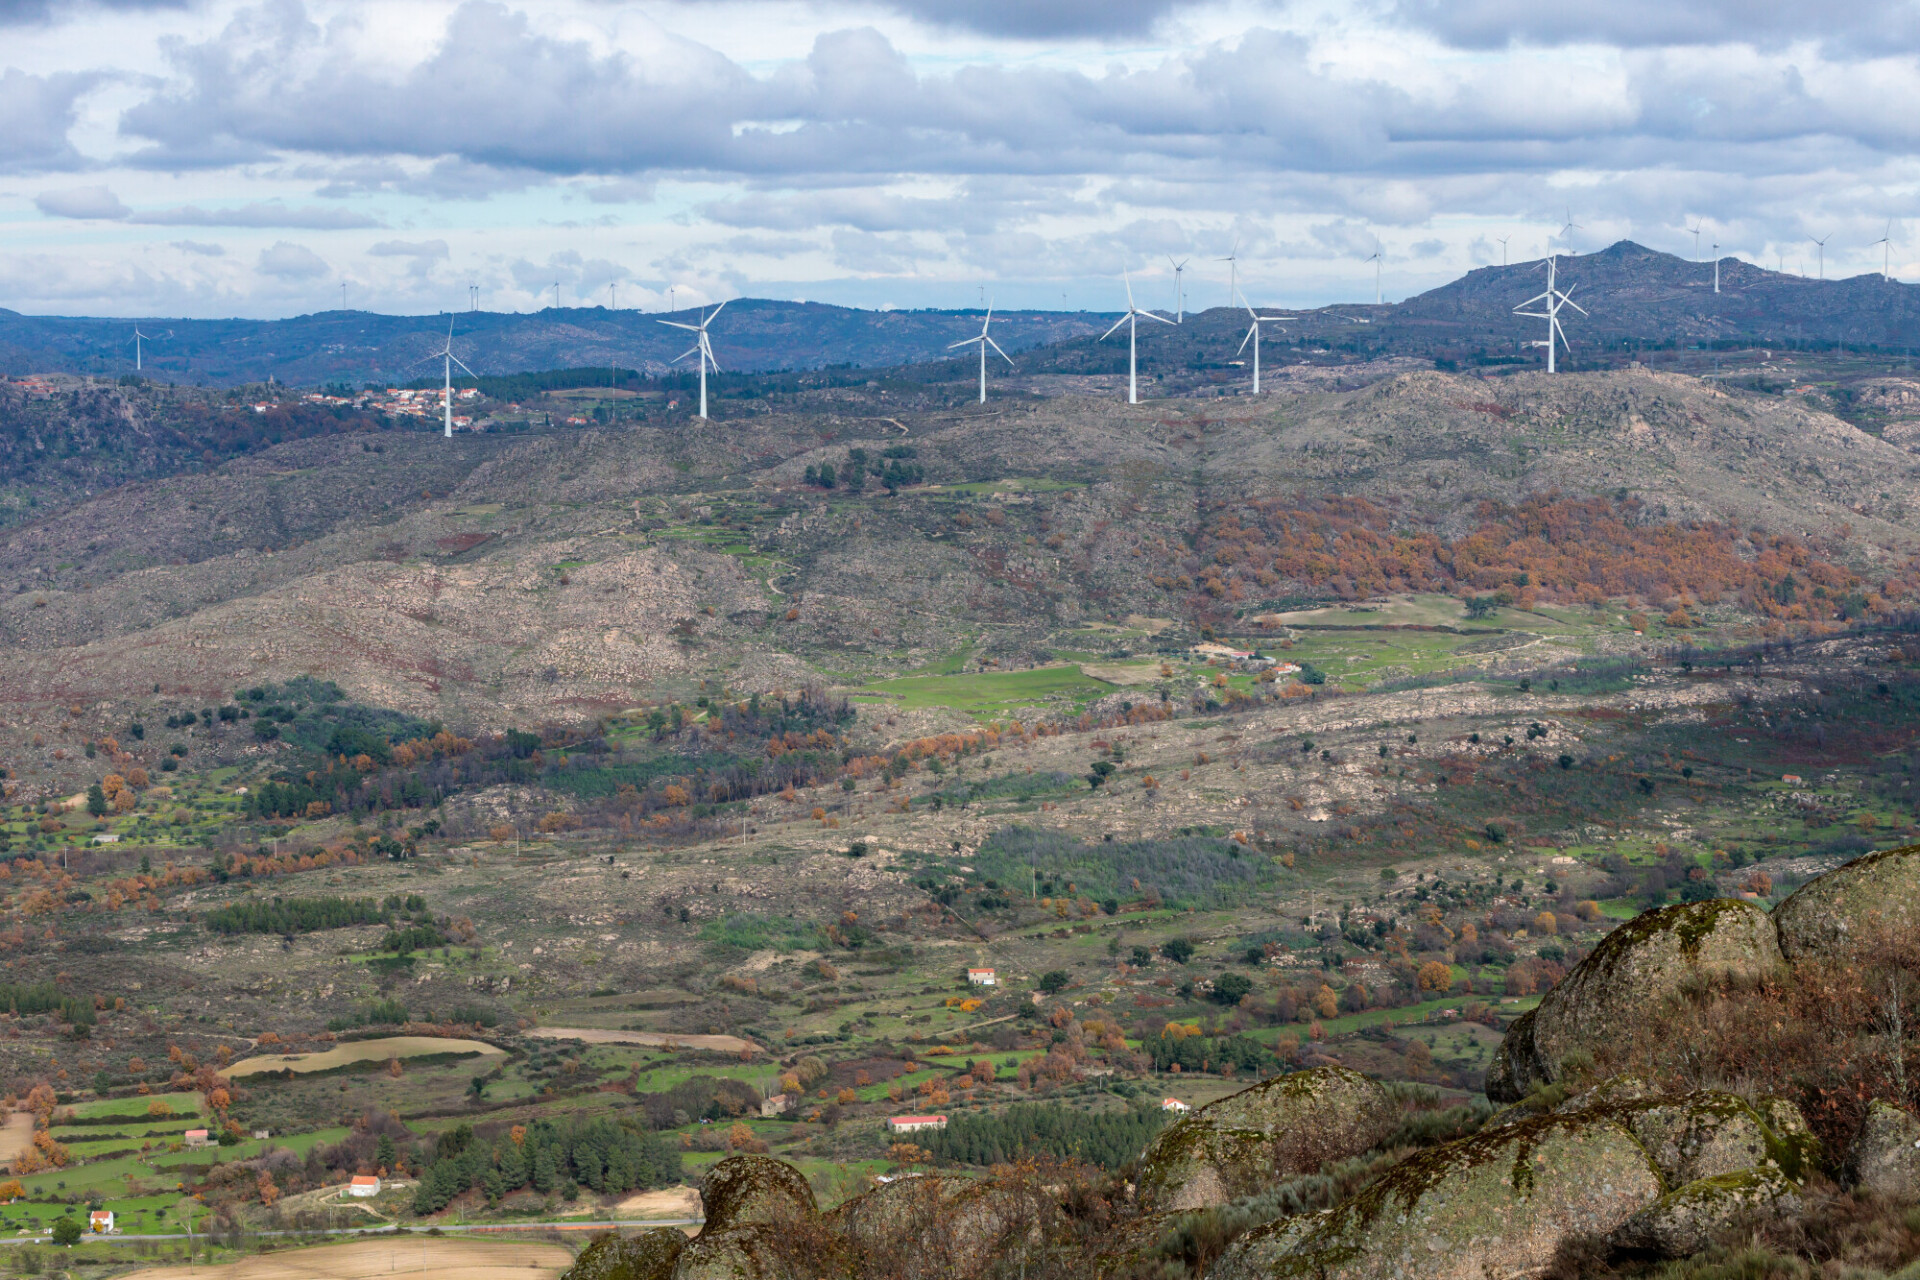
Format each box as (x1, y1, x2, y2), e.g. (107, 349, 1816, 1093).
(297, 386, 486, 429)
(1188, 642, 1298, 674)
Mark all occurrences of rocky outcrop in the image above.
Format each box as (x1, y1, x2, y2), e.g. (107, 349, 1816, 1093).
(1609, 1166, 1802, 1257)
(1135, 1066, 1397, 1211)
(1772, 843, 1920, 962)
(562, 1231, 687, 1280)
(832, 1171, 1059, 1277)
(1487, 899, 1784, 1102)
(672, 1155, 826, 1280)
(1844, 1100, 1920, 1196)
(1208, 1108, 1665, 1280)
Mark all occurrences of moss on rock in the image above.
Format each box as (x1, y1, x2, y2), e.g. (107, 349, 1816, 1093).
(1608, 1166, 1801, 1258)
(563, 1230, 686, 1280)
(1486, 900, 1783, 1103)
(1773, 843, 1920, 963)
(832, 1171, 1060, 1278)
(697, 1155, 817, 1233)
(1844, 1099, 1920, 1196)
(1135, 1066, 1396, 1212)
(1206, 1109, 1664, 1280)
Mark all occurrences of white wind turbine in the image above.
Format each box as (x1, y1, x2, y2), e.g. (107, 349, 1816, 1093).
(1235, 289, 1291, 395)
(1365, 246, 1383, 304)
(132, 325, 156, 372)
(1217, 241, 1239, 310)
(1712, 243, 1721, 293)
(1561, 209, 1583, 255)
(949, 302, 1013, 404)
(1514, 255, 1586, 374)
(416, 318, 477, 438)
(660, 300, 727, 420)
(1100, 272, 1174, 405)
(1688, 222, 1703, 261)
(1168, 256, 1190, 323)
(1811, 233, 1831, 280)
(1496, 235, 1510, 267)
(1874, 220, 1893, 282)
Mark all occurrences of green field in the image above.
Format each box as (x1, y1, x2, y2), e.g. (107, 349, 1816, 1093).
(852, 664, 1118, 718)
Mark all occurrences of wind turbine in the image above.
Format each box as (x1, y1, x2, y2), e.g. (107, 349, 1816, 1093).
(1688, 222, 1703, 261)
(1496, 235, 1510, 267)
(1235, 290, 1290, 395)
(1811, 234, 1831, 280)
(1561, 209, 1583, 255)
(1712, 243, 1721, 293)
(1875, 220, 1893, 281)
(659, 300, 727, 420)
(1514, 255, 1586, 374)
(949, 302, 1014, 404)
(132, 326, 154, 372)
(1217, 241, 1239, 310)
(1168, 257, 1189, 323)
(1099, 273, 1173, 405)
(1365, 247, 1383, 304)
(416, 318, 477, 438)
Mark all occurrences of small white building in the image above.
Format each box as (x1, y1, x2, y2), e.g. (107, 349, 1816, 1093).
(760, 1094, 790, 1118)
(87, 1210, 113, 1234)
(182, 1129, 211, 1149)
(966, 968, 996, 986)
(348, 1175, 381, 1197)
(887, 1115, 948, 1134)
(1161, 1098, 1192, 1113)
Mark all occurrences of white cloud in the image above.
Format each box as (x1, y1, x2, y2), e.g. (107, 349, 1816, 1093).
(256, 240, 329, 279)
(35, 184, 129, 219)
(131, 202, 383, 228)
(170, 239, 224, 255)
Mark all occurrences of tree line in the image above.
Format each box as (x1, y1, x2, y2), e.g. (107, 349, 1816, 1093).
(410, 1117, 680, 1212)
(201, 896, 386, 935)
(925, 1102, 1166, 1171)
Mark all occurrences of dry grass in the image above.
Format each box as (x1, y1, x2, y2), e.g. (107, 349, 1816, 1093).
(117, 1238, 571, 1280)
(224, 1036, 504, 1078)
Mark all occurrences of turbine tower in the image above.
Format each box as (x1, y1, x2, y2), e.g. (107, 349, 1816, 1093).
(1875, 221, 1893, 281)
(1496, 235, 1510, 267)
(1099, 273, 1173, 405)
(1235, 290, 1290, 396)
(660, 300, 727, 420)
(1366, 247, 1382, 304)
(1168, 257, 1189, 323)
(1513, 255, 1586, 374)
(948, 302, 1014, 404)
(417, 319, 477, 438)
(1811, 234, 1831, 280)
(1688, 222, 1703, 261)
(132, 326, 153, 372)
(1712, 243, 1721, 293)
(1561, 209, 1583, 255)
(1217, 241, 1239, 310)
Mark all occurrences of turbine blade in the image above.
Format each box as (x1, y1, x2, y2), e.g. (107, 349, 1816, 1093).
(1140, 309, 1174, 325)
(1099, 314, 1131, 341)
(671, 346, 699, 364)
(986, 337, 1014, 367)
(949, 336, 982, 350)
(1124, 272, 1136, 310)
(659, 320, 698, 332)
(450, 354, 477, 378)
(1237, 324, 1256, 356)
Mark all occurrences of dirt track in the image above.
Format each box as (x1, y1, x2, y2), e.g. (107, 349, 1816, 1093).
(118, 1238, 571, 1280)
(528, 1027, 757, 1054)
(0, 1112, 31, 1164)
(225, 1036, 505, 1078)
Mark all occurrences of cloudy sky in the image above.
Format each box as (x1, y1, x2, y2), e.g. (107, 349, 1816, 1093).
(3, 0, 1919, 318)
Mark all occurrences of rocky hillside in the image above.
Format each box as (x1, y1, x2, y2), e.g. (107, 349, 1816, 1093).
(563, 846, 1920, 1280)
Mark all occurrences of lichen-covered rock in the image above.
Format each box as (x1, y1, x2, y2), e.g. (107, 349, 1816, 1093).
(564, 1230, 687, 1280)
(1773, 843, 1920, 963)
(1486, 900, 1784, 1102)
(1844, 1100, 1920, 1196)
(697, 1155, 817, 1232)
(1609, 1166, 1801, 1258)
(1136, 1067, 1397, 1211)
(671, 1222, 820, 1280)
(832, 1172, 1059, 1277)
(1613, 1092, 1781, 1187)
(1206, 1110, 1664, 1280)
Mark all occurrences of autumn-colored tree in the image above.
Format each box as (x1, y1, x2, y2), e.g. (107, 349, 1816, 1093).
(146, 1100, 171, 1118)
(1417, 961, 1454, 994)
(1313, 985, 1339, 1019)
(207, 1087, 231, 1111)
(257, 1170, 279, 1207)
(0, 1180, 21, 1202)
(126, 767, 148, 789)
(662, 785, 692, 807)
(1532, 912, 1559, 936)
(836, 1087, 857, 1104)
